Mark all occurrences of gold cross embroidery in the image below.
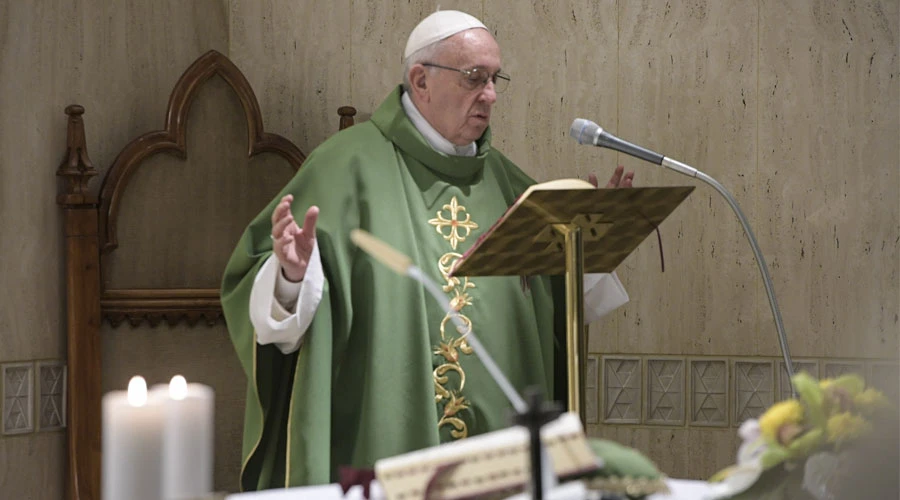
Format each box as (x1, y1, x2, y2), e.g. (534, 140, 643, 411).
(428, 197, 479, 250)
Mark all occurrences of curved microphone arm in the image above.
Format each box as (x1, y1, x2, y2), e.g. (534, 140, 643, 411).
(570, 119, 796, 390)
(662, 157, 796, 387)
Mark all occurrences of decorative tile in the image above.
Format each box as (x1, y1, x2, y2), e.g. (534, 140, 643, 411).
(689, 359, 728, 427)
(645, 358, 684, 425)
(823, 361, 866, 380)
(868, 362, 900, 405)
(733, 361, 774, 425)
(37, 362, 66, 431)
(602, 357, 641, 424)
(585, 356, 599, 424)
(777, 360, 819, 400)
(2, 363, 34, 435)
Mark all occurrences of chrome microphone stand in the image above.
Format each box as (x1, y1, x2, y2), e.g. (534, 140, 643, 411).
(570, 120, 797, 392)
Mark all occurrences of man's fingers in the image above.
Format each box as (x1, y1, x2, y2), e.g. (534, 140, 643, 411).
(587, 173, 599, 188)
(622, 172, 635, 188)
(300, 206, 320, 241)
(606, 165, 625, 188)
(272, 211, 294, 239)
(271, 195, 294, 224)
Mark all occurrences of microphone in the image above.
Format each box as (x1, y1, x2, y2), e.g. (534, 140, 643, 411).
(569, 118, 664, 165)
(569, 118, 797, 392)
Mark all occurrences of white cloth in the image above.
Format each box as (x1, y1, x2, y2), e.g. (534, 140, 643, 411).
(404, 10, 487, 59)
(251, 243, 323, 354)
(225, 478, 714, 500)
(582, 272, 629, 324)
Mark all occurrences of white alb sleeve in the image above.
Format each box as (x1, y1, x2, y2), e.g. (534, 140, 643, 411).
(249, 243, 324, 354)
(583, 271, 629, 324)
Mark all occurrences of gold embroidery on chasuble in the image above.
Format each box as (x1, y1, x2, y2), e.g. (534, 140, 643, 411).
(427, 196, 479, 440)
(428, 197, 479, 250)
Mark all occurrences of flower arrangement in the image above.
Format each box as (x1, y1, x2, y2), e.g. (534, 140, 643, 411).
(706, 372, 897, 500)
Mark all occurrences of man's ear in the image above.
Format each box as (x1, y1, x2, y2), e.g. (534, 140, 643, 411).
(409, 65, 429, 101)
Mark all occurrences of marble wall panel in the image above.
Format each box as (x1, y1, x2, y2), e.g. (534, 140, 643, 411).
(777, 359, 819, 400)
(758, 0, 899, 359)
(614, 0, 764, 360)
(0, 433, 65, 499)
(645, 357, 685, 425)
(602, 356, 642, 423)
(228, 0, 354, 153)
(585, 355, 600, 424)
(36, 361, 66, 432)
(485, 1, 621, 183)
(733, 359, 774, 425)
(689, 358, 729, 426)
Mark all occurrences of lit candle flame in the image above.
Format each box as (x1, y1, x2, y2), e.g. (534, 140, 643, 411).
(127, 376, 148, 407)
(169, 375, 188, 401)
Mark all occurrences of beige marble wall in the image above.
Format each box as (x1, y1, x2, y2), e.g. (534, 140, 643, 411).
(0, 0, 896, 496)
(227, 0, 900, 483)
(0, 1, 227, 497)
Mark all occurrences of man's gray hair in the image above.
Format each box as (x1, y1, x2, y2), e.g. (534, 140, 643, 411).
(402, 39, 448, 91)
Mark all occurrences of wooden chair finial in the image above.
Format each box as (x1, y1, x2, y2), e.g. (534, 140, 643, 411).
(57, 104, 98, 205)
(338, 106, 357, 130)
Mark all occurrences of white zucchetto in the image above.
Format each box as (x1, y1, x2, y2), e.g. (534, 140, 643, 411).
(403, 10, 488, 60)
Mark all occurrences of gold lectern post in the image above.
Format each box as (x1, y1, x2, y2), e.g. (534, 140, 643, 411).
(450, 184, 694, 422)
(555, 223, 585, 422)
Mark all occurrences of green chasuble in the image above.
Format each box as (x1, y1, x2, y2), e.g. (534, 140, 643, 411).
(222, 86, 562, 491)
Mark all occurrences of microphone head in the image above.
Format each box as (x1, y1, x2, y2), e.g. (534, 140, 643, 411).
(569, 118, 601, 145)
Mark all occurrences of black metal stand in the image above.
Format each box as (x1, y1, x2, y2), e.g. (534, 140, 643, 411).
(511, 387, 564, 500)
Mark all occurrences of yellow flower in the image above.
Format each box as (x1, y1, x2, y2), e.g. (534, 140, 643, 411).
(853, 388, 890, 415)
(823, 374, 866, 396)
(818, 378, 835, 390)
(759, 400, 804, 443)
(826, 412, 871, 446)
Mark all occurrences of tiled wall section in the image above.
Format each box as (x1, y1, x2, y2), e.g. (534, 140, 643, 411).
(1, 361, 66, 437)
(587, 355, 899, 428)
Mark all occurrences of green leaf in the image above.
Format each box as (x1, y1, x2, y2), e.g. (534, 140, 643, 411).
(760, 444, 791, 469)
(793, 372, 826, 429)
(828, 374, 865, 396)
(786, 428, 825, 458)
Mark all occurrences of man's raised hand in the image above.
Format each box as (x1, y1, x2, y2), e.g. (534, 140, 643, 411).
(271, 194, 319, 282)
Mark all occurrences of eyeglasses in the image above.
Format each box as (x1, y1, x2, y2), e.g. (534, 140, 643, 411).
(421, 63, 510, 93)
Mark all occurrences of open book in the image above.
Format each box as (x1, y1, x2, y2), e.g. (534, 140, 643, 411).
(374, 412, 600, 499)
(449, 179, 693, 277)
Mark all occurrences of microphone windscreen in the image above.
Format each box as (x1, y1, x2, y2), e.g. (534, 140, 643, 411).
(569, 118, 600, 145)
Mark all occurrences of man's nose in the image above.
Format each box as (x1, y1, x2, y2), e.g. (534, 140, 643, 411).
(479, 81, 498, 104)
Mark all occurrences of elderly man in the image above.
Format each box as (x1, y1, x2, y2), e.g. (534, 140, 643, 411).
(222, 10, 633, 491)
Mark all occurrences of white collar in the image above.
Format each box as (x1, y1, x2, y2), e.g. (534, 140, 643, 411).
(401, 91, 477, 157)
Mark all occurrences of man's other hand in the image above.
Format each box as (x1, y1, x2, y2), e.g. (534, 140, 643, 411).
(271, 194, 318, 282)
(588, 165, 634, 189)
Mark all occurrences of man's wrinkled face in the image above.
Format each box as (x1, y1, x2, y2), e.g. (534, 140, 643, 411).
(416, 29, 502, 146)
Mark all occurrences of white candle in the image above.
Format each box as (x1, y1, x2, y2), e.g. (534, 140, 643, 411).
(154, 375, 215, 499)
(102, 375, 165, 500)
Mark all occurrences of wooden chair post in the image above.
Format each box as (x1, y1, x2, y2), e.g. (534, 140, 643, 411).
(56, 104, 102, 500)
